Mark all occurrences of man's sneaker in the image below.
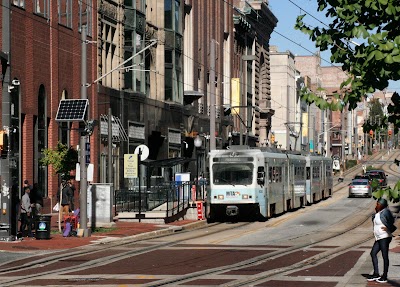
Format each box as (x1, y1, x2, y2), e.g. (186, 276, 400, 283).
(367, 274, 380, 281)
(376, 276, 387, 283)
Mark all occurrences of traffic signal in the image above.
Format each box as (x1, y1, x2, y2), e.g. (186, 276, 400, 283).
(271, 133, 275, 143)
(389, 130, 392, 136)
(369, 130, 373, 138)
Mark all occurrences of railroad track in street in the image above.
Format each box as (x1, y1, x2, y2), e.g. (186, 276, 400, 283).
(0, 194, 375, 287)
(1, 151, 398, 287)
(140, 196, 375, 287)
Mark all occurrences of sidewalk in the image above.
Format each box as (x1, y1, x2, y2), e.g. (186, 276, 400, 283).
(0, 213, 206, 252)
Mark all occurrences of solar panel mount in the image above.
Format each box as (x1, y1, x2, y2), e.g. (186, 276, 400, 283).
(55, 99, 89, 122)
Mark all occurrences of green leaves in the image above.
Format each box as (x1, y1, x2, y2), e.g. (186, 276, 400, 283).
(295, 1, 400, 129)
(372, 182, 400, 203)
(41, 142, 78, 179)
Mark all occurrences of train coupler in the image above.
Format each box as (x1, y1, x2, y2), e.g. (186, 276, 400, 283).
(226, 205, 239, 217)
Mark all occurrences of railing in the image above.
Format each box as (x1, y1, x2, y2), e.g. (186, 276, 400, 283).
(114, 181, 200, 218)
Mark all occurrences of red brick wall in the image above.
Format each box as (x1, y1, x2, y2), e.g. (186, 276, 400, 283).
(10, 2, 97, 200)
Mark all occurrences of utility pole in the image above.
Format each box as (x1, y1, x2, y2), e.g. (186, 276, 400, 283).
(209, 39, 216, 150)
(341, 110, 346, 170)
(108, 108, 113, 185)
(0, 0, 12, 240)
(79, 25, 89, 237)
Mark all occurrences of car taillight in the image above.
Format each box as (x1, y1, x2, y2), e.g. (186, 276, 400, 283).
(349, 185, 354, 188)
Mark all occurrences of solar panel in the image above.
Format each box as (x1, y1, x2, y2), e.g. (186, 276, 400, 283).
(55, 99, 88, 122)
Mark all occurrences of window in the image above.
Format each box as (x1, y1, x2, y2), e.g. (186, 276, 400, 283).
(125, 0, 145, 12)
(59, 90, 71, 145)
(165, 0, 172, 29)
(164, 1, 182, 102)
(124, 30, 145, 92)
(58, 0, 72, 28)
(165, 0, 181, 33)
(164, 67, 173, 101)
(79, 0, 92, 36)
(36, 85, 48, 197)
(12, 0, 24, 8)
(34, 0, 50, 18)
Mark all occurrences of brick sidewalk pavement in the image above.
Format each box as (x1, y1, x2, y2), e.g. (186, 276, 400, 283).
(0, 213, 203, 252)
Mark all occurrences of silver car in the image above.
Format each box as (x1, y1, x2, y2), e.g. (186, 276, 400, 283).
(348, 179, 372, 198)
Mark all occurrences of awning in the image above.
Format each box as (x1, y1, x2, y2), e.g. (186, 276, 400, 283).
(142, 157, 195, 168)
(184, 90, 204, 105)
(100, 114, 128, 142)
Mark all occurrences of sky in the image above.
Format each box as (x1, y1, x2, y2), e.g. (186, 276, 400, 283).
(268, 0, 400, 93)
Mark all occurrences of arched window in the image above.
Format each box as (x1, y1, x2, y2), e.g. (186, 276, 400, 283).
(35, 85, 48, 197)
(59, 89, 71, 145)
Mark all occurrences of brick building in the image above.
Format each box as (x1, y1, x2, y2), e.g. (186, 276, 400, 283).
(0, 0, 277, 237)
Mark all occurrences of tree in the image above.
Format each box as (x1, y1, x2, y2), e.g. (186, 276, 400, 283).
(40, 142, 78, 180)
(363, 98, 386, 133)
(295, 0, 400, 113)
(295, 0, 400, 202)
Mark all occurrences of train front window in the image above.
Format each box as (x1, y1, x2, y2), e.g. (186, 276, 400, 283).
(213, 163, 253, 185)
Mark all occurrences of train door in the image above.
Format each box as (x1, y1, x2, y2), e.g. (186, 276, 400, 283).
(306, 163, 312, 204)
(321, 160, 326, 199)
(257, 163, 267, 218)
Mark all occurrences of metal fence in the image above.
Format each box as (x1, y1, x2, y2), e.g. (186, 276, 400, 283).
(114, 181, 199, 218)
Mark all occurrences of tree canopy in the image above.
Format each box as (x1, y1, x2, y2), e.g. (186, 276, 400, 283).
(295, 0, 400, 113)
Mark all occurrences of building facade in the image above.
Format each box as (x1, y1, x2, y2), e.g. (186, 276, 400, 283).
(0, 0, 98, 237)
(0, 0, 277, 237)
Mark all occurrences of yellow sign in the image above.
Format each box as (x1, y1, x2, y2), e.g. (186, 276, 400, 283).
(124, 154, 138, 178)
(231, 78, 240, 115)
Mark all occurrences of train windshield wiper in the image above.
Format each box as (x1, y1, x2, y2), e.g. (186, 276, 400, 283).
(217, 177, 235, 187)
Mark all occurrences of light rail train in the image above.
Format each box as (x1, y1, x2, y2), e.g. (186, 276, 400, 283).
(207, 146, 333, 222)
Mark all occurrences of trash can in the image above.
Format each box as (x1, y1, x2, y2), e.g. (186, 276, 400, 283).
(35, 215, 52, 240)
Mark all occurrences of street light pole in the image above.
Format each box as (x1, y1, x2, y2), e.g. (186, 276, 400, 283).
(79, 25, 89, 237)
(194, 136, 202, 200)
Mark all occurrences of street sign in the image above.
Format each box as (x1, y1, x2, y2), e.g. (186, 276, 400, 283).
(333, 159, 340, 170)
(134, 144, 149, 161)
(85, 142, 90, 164)
(124, 154, 138, 178)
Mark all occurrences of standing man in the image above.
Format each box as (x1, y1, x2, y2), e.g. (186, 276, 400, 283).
(57, 180, 73, 221)
(68, 180, 76, 211)
(20, 186, 33, 237)
(367, 198, 397, 283)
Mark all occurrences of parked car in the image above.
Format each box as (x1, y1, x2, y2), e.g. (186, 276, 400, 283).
(349, 179, 372, 198)
(353, 174, 372, 183)
(366, 170, 387, 187)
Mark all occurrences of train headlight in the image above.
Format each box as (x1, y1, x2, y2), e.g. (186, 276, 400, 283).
(242, 194, 249, 199)
(218, 195, 224, 200)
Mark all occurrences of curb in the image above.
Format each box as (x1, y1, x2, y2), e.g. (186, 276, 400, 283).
(91, 220, 208, 245)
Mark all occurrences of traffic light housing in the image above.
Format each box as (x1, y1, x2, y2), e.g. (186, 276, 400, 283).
(369, 130, 373, 138)
(389, 130, 392, 136)
(395, 159, 400, 166)
(270, 133, 275, 143)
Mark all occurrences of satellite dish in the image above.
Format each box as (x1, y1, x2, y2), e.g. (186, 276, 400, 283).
(134, 144, 149, 161)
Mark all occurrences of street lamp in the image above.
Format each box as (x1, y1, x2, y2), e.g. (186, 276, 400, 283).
(194, 136, 203, 200)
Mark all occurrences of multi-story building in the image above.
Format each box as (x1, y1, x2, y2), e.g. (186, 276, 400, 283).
(0, 0, 277, 237)
(295, 53, 351, 159)
(269, 46, 301, 150)
(0, 0, 97, 237)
